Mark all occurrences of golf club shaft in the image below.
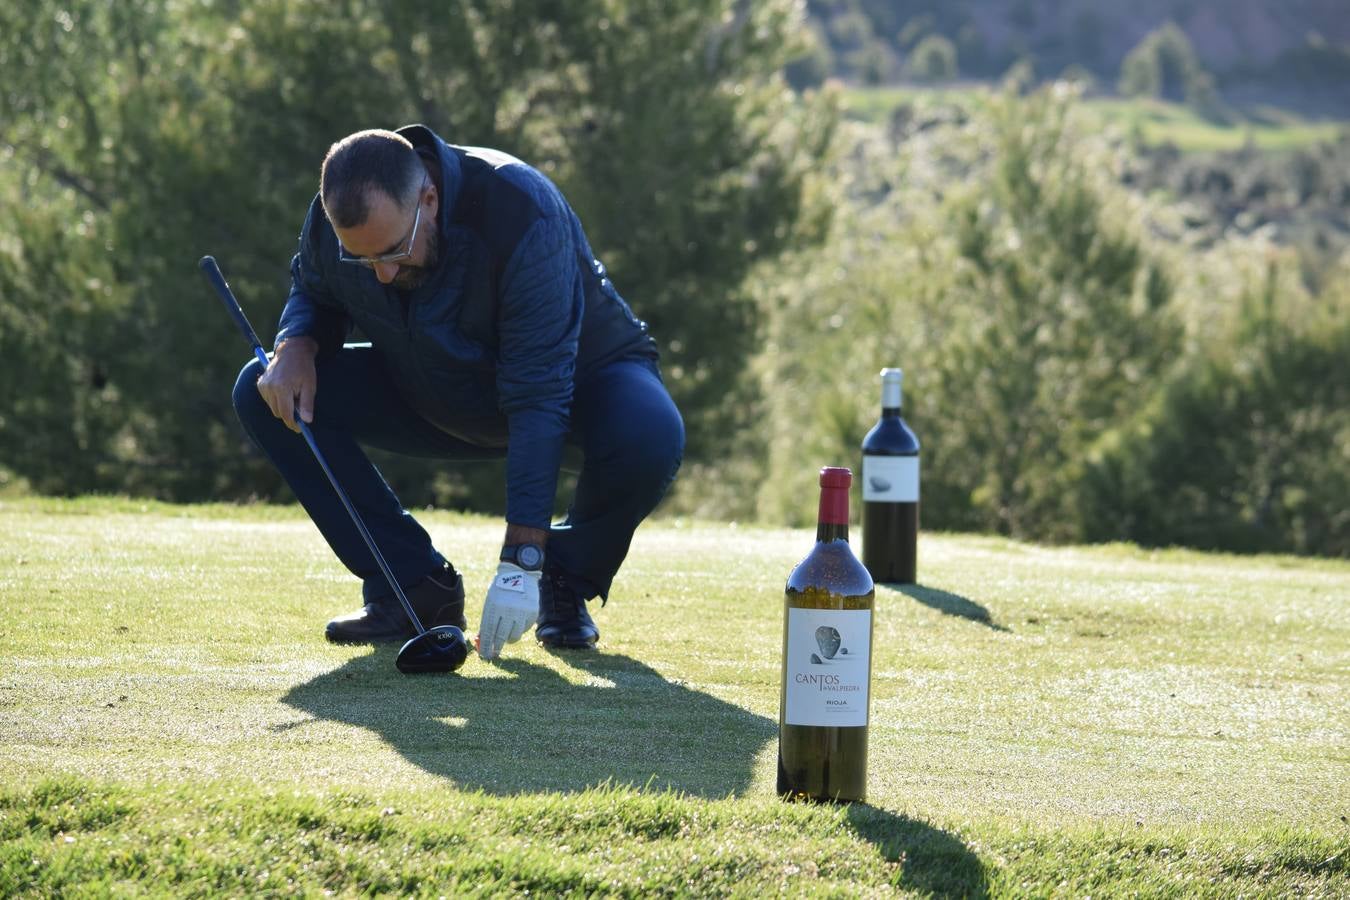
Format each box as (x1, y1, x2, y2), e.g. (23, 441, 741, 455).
(198, 255, 429, 635)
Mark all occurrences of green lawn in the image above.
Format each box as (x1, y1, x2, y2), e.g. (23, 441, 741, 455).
(1082, 97, 1344, 152)
(842, 84, 1347, 152)
(2, 498, 1347, 896)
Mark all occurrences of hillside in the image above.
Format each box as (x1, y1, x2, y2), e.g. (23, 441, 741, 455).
(804, 0, 1350, 111)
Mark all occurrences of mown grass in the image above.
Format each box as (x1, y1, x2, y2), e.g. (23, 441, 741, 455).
(1, 498, 1347, 896)
(3, 778, 1344, 897)
(1082, 97, 1344, 152)
(842, 84, 1347, 152)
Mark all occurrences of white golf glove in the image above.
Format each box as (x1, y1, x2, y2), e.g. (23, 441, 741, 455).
(477, 562, 539, 659)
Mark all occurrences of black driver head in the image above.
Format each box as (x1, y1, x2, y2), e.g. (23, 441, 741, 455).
(395, 625, 469, 674)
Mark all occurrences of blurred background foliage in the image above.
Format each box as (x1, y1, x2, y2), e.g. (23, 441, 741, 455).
(1, 0, 1347, 557)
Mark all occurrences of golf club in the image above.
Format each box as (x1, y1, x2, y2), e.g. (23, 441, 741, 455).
(198, 255, 468, 674)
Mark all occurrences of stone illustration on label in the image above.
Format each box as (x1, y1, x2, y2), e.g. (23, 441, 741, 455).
(815, 626, 842, 661)
(863, 456, 920, 502)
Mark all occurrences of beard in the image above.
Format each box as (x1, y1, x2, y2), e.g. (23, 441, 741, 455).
(391, 225, 441, 291)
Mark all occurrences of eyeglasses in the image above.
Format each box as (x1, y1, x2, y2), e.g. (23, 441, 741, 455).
(337, 183, 427, 268)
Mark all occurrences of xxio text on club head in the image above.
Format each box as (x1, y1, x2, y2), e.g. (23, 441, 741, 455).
(396, 626, 469, 674)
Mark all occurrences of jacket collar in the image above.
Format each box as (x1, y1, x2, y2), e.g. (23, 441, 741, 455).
(395, 123, 461, 234)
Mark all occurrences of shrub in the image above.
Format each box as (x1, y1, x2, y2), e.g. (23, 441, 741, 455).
(1084, 262, 1350, 556)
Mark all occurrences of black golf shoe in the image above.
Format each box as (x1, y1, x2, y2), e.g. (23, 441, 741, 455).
(325, 564, 466, 644)
(535, 567, 599, 649)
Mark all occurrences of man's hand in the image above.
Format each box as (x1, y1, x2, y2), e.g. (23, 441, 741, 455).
(477, 562, 539, 659)
(257, 336, 319, 432)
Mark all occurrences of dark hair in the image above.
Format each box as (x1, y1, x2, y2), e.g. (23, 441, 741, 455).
(320, 129, 423, 229)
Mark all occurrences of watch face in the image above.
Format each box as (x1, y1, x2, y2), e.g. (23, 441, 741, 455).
(517, 544, 543, 569)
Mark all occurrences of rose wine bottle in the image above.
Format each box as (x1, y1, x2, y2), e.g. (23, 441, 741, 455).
(862, 368, 920, 584)
(777, 466, 876, 803)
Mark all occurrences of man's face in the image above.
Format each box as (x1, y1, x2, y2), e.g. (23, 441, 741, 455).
(334, 180, 439, 289)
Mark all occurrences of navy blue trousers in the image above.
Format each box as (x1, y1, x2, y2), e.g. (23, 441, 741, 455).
(233, 345, 684, 605)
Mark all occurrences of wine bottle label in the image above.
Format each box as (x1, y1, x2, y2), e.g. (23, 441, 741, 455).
(783, 608, 871, 727)
(862, 455, 919, 502)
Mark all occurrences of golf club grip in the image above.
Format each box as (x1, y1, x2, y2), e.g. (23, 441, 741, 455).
(198, 255, 270, 369)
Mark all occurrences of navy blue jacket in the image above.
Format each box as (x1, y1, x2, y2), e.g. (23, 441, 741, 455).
(275, 125, 658, 528)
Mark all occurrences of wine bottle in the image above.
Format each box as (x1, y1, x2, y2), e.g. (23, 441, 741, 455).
(777, 466, 876, 803)
(862, 368, 920, 584)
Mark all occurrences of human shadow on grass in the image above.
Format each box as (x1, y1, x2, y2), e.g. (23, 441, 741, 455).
(279, 648, 776, 798)
(886, 584, 1011, 632)
(846, 804, 990, 898)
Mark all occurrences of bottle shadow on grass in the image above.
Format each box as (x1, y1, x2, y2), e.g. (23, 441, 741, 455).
(846, 803, 990, 899)
(884, 584, 1011, 632)
(279, 647, 776, 798)
(281, 648, 993, 890)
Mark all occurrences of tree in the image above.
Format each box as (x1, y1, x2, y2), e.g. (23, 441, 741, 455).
(928, 88, 1182, 540)
(1118, 42, 1161, 98)
(786, 23, 833, 91)
(908, 34, 957, 82)
(0, 190, 130, 494)
(1084, 261, 1350, 556)
(0, 0, 219, 496)
(0, 0, 837, 509)
(1117, 22, 1224, 118)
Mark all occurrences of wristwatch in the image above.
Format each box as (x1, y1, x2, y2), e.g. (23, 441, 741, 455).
(500, 542, 545, 572)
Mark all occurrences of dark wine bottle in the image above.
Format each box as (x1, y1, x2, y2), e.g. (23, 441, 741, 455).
(862, 368, 920, 584)
(777, 466, 876, 803)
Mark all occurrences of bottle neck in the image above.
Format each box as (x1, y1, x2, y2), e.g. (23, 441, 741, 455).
(816, 485, 850, 542)
(880, 377, 903, 411)
(816, 521, 850, 543)
(880, 406, 902, 418)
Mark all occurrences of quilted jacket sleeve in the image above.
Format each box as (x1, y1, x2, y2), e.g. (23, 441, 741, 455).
(496, 213, 583, 528)
(274, 197, 351, 357)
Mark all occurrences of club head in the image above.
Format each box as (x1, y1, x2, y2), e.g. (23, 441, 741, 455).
(395, 625, 469, 674)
